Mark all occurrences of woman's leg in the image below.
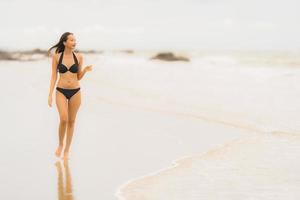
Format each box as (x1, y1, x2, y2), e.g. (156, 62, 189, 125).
(55, 90, 68, 157)
(64, 90, 81, 159)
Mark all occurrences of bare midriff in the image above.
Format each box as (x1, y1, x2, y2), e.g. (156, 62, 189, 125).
(57, 73, 80, 89)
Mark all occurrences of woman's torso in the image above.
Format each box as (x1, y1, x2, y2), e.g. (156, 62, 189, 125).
(56, 51, 80, 89)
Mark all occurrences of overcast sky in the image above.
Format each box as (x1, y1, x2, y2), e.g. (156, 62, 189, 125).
(0, 0, 299, 51)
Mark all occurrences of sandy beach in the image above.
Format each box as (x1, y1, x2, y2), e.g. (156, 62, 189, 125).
(0, 50, 300, 199)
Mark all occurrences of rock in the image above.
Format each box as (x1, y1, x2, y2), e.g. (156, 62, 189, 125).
(151, 52, 190, 62)
(0, 50, 15, 60)
(121, 49, 134, 54)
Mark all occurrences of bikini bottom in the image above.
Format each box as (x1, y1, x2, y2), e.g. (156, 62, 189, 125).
(56, 87, 80, 100)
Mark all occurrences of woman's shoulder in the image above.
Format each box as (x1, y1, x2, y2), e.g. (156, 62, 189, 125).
(52, 52, 60, 63)
(55, 52, 64, 62)
(74, 51, 83, 63)
(74, 51, 82, 59)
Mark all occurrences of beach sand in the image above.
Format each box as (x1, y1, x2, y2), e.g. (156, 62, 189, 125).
(0, 50, 299, 199)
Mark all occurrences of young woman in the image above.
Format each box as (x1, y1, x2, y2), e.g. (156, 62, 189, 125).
(48, 32, 93, 159)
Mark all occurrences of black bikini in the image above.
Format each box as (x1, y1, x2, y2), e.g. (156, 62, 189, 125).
(56, 51, 81, 100)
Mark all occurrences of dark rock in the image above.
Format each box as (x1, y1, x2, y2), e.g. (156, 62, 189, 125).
(151, 52, 190, 62)
(121, 49, 134, 54)
(0, 50, 16, 60)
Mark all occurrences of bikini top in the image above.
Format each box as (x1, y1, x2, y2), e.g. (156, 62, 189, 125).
(57, 51, 79, 73)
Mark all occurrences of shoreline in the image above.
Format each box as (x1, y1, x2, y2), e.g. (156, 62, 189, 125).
(115, 131, 259, 200)
(115, 136, 253, 200)
(116, 132, 300, 200)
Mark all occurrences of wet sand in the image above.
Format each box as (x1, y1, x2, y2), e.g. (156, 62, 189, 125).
(117, 132, 300, 200)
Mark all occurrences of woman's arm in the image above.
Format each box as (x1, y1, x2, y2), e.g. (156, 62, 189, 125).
(77, 53, 87, 80)
(48, 54, 58, 97)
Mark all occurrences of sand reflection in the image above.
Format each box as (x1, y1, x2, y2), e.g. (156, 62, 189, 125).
(55, 160, 74, 200)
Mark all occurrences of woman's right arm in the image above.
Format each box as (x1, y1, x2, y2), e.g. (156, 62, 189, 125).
(48, 54, 58, 98)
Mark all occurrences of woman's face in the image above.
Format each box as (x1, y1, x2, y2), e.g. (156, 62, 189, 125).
(64, 34, 77, 49)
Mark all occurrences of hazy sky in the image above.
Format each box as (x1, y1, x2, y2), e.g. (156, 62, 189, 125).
(0, 0, 299, 51)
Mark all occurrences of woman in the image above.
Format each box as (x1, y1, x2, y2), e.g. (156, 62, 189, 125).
(48, 32, 93, 159)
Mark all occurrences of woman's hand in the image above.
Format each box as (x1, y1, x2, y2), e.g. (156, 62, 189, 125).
(84, 65, 93, 72)
(48, 95, 52, 107)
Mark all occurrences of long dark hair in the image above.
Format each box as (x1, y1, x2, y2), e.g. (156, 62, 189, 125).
(47, 32, 73, 56)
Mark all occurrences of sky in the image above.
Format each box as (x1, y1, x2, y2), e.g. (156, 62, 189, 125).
(0, 0, 299, 51)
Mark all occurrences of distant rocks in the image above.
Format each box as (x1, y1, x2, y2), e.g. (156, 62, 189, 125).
(0, 50, 15, 60)
(0, 49, 191, 63)
(120, 49, 134, 54)
(76, 50, 103, 54)
(0, 48, 47, 61)
(0, 48, 103, 61)
(151, 52, 190, 62)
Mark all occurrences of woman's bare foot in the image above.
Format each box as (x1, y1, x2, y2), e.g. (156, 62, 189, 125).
(63, 151, 69, 160)
(55, 145, 63, 157)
